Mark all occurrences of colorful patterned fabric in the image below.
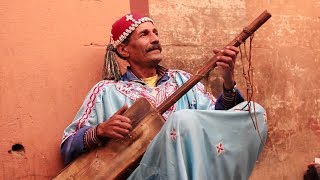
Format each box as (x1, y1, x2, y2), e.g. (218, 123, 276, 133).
(62, 69, 216, 144)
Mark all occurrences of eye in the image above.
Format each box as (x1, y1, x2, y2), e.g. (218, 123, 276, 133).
(140, 30, 149, 37)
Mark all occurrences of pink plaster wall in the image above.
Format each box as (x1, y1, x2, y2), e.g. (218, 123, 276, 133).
(0, 1, 130, 179)
(1, 0, 319, 179)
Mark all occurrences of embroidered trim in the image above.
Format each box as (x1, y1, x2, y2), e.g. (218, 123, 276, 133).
(116, 70, 179, 120)
(222, 91, 236, 109)
(83, 126, 101, 150)
(76, 81, 116, 130)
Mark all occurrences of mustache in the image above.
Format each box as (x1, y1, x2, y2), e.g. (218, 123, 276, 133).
(146, 44, 162, 53)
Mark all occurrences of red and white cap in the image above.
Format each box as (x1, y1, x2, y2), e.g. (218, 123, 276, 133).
(110, 13, 154, 46)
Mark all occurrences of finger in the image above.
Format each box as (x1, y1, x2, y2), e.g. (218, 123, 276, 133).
(114, 104, 128, 115)
(216, 56, 234, 70)
(109, 131, 125, 139)
(113, 115, 132, 124)
(216, 62, 231, 69)
(113, 126, 130, 136)
(212, 48, 221, 54)
(226, 46, 239, 53)
(217, 56, 234, 67)
(114, 119, 132, 130)
(221, 49, 237, 59)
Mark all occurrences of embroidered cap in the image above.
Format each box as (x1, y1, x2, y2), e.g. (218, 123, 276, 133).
(111, 13, 154, 46)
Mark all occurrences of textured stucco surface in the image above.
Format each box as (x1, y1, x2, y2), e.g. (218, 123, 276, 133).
(1, 0, 320, 179)
(149, 0, 320, 179)
(0, 1, 130, 179)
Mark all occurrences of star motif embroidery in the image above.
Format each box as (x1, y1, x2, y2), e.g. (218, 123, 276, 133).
(216, 142, 225, 155)
(126, 14, 133, 21)
(169, 128, 177, 141)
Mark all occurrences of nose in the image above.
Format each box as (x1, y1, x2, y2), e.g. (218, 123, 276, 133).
(150, 32, 160, 44)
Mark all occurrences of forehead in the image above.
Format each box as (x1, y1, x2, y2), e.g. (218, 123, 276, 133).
(133, 22, 157, 34)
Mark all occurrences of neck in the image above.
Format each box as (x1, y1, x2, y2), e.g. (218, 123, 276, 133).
(129, 65, 157, 79)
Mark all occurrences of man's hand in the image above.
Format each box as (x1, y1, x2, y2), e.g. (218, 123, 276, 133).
(213, 46, 239, 90)
(96, 105, 132, 139)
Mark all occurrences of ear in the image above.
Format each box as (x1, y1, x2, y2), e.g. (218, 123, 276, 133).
(116, 44, 129, 58)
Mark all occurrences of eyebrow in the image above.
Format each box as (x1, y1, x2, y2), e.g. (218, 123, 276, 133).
(138, 28, 158, 35)
(139, 29, 149, 35)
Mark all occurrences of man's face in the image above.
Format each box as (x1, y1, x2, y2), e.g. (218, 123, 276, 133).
(125, 22, 162, 68)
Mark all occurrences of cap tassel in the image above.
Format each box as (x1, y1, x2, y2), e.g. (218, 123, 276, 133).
(102, 44, 122, 81)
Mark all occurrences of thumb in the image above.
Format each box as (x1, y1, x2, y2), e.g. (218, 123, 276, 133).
(115, 104, 128, 115)
(212, 48, 220, 54)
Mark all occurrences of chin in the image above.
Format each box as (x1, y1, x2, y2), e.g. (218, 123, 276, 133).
(147, 57, 162, 67)
(149, 53, 162, 62)
(144, 52, 162, 67)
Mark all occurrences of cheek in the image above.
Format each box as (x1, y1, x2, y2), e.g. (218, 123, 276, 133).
(135, 46, 147, 57)
(128, 41, 148, 58)
(133, 48, 144, 57)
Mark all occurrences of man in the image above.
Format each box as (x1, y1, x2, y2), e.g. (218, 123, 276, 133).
(61, 13, 267, 179)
